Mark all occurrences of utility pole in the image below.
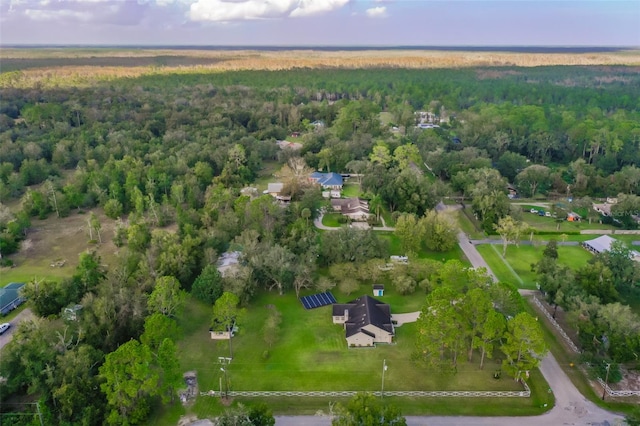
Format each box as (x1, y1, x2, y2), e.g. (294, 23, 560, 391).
(602, 362, 611, 401)
(219, 357, 232, 399)
(381, 359, 388, 399)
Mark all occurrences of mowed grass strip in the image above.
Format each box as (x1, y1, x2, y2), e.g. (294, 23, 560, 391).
(475, 244, 594, 289)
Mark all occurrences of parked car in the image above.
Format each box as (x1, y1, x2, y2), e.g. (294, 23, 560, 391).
(0, 322, 10, 335)
(530, 208, 538, 214)
(538, 210, 545, 216)
(545, 212, 552, 217)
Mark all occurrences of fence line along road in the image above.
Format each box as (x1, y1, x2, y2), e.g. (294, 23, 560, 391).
(200, 383, 530, 398)
(597, 378, 640, 398)
(531, 296, 580, 354)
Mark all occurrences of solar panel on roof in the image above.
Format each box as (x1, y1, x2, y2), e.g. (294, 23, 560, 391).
(300, 292, 337, 310)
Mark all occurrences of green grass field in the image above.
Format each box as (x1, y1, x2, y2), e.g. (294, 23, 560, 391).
(321, 213, 343, 227)
(155, 291, 552, 423)
(341, 183, 362, 198)
(520, 211, 616, 233)
(475, 244, 594, 289)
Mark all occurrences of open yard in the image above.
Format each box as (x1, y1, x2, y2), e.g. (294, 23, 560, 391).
(155, 291, 552, 423)
(341, 182, 362, 198)
(321, 213, 343, 227)
(0, 209, 119, 285)
(520, 210, 616, 233)
(475, 243, 594, 289)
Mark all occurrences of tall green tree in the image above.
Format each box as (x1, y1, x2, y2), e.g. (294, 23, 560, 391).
(473, 310, 507, 369)
(332, 392, 406, 426)
(419, 210, 458, 252)
(148, 276, 187, 318)
(212, 292, 246, 358)
(500, 312, 547, 380)
(99, 339, 160, 425)
(192, 264, 224, 304)
(393, 213, 420, 255)
(494, 215, 529, 256)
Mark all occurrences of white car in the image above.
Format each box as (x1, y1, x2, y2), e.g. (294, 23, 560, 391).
(0, 323, 10, 335)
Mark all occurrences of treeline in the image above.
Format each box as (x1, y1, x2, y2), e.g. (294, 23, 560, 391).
(0, 65, 639, 423)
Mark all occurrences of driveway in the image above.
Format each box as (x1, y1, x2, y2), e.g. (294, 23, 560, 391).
(0, 308, 34, 351)
(391, 312, 420, 326)
(457, 232, 498, 282)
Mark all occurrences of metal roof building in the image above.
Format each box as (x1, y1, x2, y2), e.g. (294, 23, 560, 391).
(0, 282, 25, 315)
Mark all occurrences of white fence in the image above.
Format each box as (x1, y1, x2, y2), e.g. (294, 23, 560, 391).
(597, 378, 640, 398)
(532, 297, 580, 353)
(531, 298, 640, 399)
(200, 382, 530, 398)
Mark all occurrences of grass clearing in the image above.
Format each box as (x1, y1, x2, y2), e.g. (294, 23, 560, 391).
(252, 160, 280, 192)
(341, 183, 362, 198)
(521, 212, 616, 233)
(475, 244, 594, 289)
(1, 209, 119, 285)
(164, 292, 550, 422)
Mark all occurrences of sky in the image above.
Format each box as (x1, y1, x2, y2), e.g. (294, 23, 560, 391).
(0, 0, 638, 46)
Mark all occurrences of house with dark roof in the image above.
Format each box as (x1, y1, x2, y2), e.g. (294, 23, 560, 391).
(309, 172, 343, 190)
(332, 295, 394, 347)
(0, 282, 25, 315)
(330, 197, 370, 221)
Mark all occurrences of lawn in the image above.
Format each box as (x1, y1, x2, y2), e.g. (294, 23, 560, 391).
(376, 233, 466, 265)
(475, 244, 594, 289)
(321, 213, 343, 227)
(520, 211, 616, 233)
(456, 208, 486, 239)
(341, 183, 362, 198)
(161, 292, 551, 422)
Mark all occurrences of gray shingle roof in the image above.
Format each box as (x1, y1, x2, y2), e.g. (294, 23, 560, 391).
(333, 295, 393, 338)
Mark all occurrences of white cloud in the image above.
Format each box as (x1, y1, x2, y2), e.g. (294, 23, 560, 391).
(290, 0, 348, 18)
(24, 8, 94, 21)
(365, 6, 386, 18)
(189, 0, 348, 22)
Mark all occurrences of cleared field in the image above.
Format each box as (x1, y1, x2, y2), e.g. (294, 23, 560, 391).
(3, 48, 640, 88)
(0, 209, 119, 285)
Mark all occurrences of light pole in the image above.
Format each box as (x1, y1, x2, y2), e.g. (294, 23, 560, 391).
(601, 363, 611, 401)
(381, 359, 388, 399)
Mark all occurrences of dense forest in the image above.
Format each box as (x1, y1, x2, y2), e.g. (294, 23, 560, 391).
(1, 63, 640, 425)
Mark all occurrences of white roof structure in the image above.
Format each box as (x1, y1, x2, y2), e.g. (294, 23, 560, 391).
(582, 235, 640, 261)
(583, 235, 618, 254)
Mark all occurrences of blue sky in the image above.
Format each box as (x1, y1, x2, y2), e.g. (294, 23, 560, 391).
(0, 0, 638, 46)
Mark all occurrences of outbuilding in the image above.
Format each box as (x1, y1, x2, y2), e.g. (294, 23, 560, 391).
(0, 282, 25, 315)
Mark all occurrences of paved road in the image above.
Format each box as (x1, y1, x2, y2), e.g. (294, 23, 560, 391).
(457, 232, 498, 282)
(0, 308, 34, 351)
(278, 209, 624, 426)
(470, 239, 580, 246)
